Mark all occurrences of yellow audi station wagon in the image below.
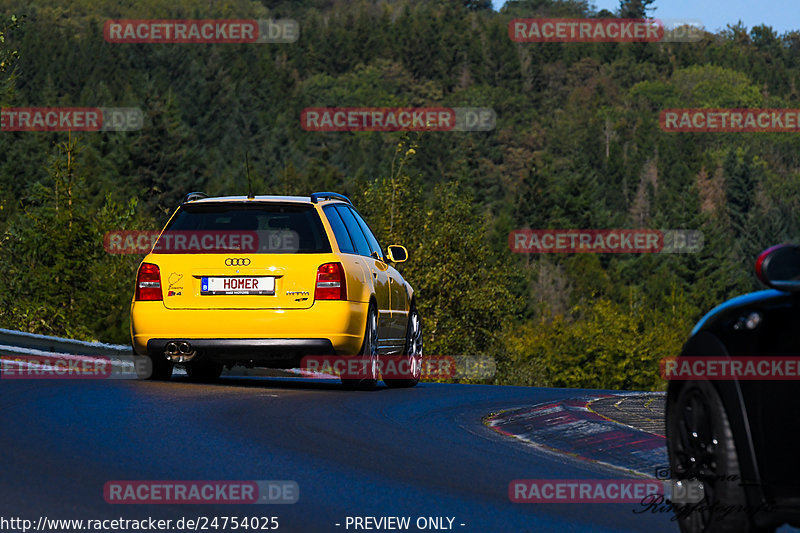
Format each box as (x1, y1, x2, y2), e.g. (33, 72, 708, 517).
(130, 191, 422, 389)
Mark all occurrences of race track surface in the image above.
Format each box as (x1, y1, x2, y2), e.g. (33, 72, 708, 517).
(0, 378, 678, 533)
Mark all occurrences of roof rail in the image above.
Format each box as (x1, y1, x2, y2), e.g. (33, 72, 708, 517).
(310, 192, 352, 204)
(182, 191, 209, 204)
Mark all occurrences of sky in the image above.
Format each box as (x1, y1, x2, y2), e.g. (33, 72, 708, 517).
(492, 0, 800, 35)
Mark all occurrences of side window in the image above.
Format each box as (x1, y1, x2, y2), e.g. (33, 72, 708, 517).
(348, 207, 384, 261)
(322, 205, 355, 254)
(334, 204, 372, 257)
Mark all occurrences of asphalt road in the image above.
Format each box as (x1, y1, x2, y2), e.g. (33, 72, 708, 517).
(0, 377, 679, 533)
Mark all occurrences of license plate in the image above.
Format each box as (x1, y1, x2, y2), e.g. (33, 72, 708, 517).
(201, 276, 275, 295)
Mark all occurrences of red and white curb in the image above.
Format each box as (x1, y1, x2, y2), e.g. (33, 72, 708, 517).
(486, 394, 667, 477)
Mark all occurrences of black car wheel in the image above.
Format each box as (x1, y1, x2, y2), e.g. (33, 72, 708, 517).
(667, 379, 772, 533)
(384, 304, 422, 388)
(341, 303, 379, 390)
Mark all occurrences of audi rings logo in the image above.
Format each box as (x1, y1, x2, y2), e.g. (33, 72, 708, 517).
(225, 258, 251, 266)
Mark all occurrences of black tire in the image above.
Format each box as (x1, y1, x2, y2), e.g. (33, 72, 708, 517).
(341, 303, 379, 390)
(185, 360, 224, 382)
(384, 304, 422, 388)
(667, 380, 771, 533)
(135, 354, 173, 381)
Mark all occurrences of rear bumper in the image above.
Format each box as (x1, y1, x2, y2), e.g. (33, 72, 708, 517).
(146, 338, 335, 367)
(131, 300, 368, 360)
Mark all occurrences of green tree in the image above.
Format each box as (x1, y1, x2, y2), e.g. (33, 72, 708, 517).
(0, 135, 145, 341)
(618, 0, 656, 18)
(361, 137, 523, 359)
(724, 147, 759, 240)
(0, 14, 20, 105)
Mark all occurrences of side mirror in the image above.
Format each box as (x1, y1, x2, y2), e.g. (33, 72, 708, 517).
(755, 244, 800, 292)
(386, 245, 408, 263)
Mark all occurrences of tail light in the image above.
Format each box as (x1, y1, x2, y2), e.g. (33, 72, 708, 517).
(315, 262, 346, 300)
(135, 263, 163, 301)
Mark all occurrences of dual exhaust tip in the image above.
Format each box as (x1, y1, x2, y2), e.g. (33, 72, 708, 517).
(164, 341, 196, 362)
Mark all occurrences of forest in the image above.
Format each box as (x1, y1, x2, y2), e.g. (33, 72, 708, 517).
(1, 0, 799, 391)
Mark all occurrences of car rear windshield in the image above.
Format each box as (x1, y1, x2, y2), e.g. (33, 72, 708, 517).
(155, 203, 331, 254)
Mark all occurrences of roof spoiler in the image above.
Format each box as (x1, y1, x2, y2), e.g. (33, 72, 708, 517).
(310, 192, 351, 204)
(182, 191, 209, 204)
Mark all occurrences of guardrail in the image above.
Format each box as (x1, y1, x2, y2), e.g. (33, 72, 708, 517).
(0, 328, 315, 378)
(0, 328, 130, 356)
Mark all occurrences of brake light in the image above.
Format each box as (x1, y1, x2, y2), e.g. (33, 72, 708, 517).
(315, 262, 346, 300)
(755, 244, 783, 285)
(135, 262, 163, 301)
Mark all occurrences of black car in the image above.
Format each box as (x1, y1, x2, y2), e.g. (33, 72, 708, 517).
(666, 244, 800, 533)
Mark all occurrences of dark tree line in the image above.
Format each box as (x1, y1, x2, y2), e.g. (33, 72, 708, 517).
(1, 0, 799, 389)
